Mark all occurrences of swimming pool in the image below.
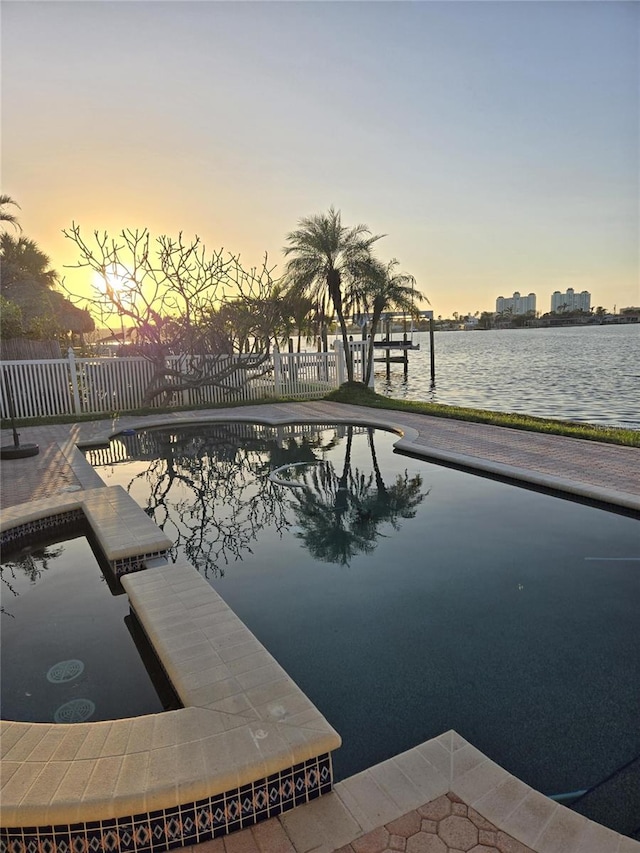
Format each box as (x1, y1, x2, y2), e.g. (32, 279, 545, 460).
(0, 524, 179, 722)
(89, 422, 640, 799)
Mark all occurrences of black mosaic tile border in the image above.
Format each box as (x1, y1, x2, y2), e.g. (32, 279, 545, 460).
(113, 551, 169, 577)
(0, 512, 167, 578)
(0, 509, 84, 549)
(0, 753, 333, 853)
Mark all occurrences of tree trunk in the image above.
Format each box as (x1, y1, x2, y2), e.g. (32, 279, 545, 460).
(364, 310, 382, 386)
(328, 272, 353, 383)
(335, 306, 354, 382)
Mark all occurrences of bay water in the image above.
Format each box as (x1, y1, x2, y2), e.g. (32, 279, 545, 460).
(370, 324, 639, 430)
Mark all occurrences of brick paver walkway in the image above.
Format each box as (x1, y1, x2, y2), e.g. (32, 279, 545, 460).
(188, 793, 538, 853)
(2, 402, 639, 853)
(1, 402, 639, 509)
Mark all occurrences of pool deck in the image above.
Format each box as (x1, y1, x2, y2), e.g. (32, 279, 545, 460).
(2, 402, 639, 853)
(1, 402, 639, 513)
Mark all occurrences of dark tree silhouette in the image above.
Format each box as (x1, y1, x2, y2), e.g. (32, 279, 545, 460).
(63, 225, 287, 405)
(0, 233, 93, 341)
(0, 195, 21, 232)
(353, 258, 427, 385)
(283, 207, 384, 382)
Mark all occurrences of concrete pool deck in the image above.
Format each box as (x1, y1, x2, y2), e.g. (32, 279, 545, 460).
(1, 402, 639, 853)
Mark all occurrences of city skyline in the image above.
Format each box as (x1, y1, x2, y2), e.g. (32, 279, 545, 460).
(494, 288, 600, 317)
(2, 1, 638, 319)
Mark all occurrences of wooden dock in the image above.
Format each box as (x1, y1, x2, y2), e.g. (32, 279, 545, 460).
(371, 340, 420, 351)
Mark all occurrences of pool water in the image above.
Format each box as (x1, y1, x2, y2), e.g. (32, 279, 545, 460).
(1, 528, 177, 722)
(90, 422, 640, 797)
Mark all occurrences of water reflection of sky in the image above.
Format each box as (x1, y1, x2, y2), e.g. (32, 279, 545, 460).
(91, 423, 640, 797)
(1, 534, 166, 722)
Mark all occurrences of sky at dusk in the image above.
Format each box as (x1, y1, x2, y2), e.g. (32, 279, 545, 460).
(2, 0, 638, 318)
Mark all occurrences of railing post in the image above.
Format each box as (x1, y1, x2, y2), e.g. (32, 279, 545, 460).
(68, 347, 81, 415)
(273, 352, 282, 397)
(335, 340, 346, 386)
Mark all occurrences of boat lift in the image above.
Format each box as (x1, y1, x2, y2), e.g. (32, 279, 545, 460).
(370, 310, 434, 377)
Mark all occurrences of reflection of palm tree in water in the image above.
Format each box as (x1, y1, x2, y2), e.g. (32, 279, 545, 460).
(286, 426, 425, 566)
(104, 423, 424, 574)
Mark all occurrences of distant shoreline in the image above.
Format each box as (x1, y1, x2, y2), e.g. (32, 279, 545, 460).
(435, 317, 639, 331)
(358, 316, 639, 335)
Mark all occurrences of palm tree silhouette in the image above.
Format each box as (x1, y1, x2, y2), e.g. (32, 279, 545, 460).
(354, 258, 428, 385)
(283, 207, 383, 383)
(0, 234, 58, 290)
(0, 233, 93, 340)
(0, 195, 21, 232)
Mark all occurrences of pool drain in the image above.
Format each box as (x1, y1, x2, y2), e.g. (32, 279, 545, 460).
(47, 659, 85, 683)
(54, 698, 95, 723)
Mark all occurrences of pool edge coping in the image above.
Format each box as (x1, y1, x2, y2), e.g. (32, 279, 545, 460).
(1, 492, 341, 829)
(74, 409, 640, 513)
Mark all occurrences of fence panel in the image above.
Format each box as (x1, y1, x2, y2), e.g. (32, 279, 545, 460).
(276, 351, 338, 399)
(0, 360, 73, 419)
(164, 354, 263, 408)
(349, 340, 368, 383)
(0, 347, 349, 420)
(74, 357, 156, 414)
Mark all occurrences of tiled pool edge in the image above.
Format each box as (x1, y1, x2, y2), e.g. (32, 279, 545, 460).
(0, 486, 173, 575)
(0, 493, 341, 850)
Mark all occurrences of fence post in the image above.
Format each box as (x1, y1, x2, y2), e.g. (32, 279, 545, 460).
(273, 352, 282, 397)
(68, 347, 81, 415)
(335, 340, 346, 386)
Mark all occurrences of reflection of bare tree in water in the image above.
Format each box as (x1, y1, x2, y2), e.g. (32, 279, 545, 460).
(1, 544, 64, 616)
(283, 426, 426, 566)
(120, 424, 337, 577)
(101, 423, 425, 574)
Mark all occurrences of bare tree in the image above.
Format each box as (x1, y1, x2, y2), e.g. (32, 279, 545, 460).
(63, 225, 286, 405)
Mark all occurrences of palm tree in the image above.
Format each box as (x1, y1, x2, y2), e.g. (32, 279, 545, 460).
(0, 234, 59, 291)
(355, 258, 427, 385)
(0, 233, 93, 341)
(0, 195, 21, 231)
(283, 290, 315, 352)
(283, 207, 383, 383)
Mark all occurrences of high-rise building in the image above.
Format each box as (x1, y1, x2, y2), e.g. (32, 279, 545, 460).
(551, 288, 591, 313)
(495, 292, 536, 315)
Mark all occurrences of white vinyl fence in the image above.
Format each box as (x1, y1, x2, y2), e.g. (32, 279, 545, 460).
(0, 342, 370, 420)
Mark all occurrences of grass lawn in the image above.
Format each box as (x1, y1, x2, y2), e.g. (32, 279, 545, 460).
(1, 384, 638, 447)
(325, 383, 640, 448)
